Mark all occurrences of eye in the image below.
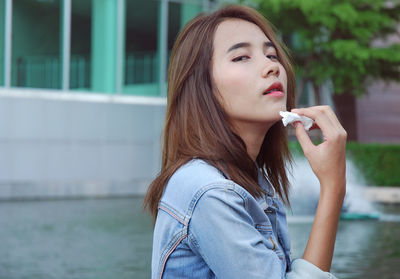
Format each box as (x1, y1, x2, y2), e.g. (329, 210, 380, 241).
(232, 55, 250, 62)
(266, 54, 279, 61)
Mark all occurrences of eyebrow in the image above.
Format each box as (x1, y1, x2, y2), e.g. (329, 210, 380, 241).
(227, 41, 276, 53)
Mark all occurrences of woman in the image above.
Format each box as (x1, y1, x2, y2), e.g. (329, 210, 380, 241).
(144, 4, 347, 279)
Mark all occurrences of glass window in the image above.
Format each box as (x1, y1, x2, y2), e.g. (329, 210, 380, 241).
(12, 0, 61, 89)
(123, 0, 203, 96)
(70, 0, 92, 90)
(167, 1, 181, 65)
(167, 0, 203, 84)
(124, 0, 159, 95)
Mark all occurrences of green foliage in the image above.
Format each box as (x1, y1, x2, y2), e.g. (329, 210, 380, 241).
(289, 141, 400, 186)
(346, 142, 400, 186)
(247, 0, 400, 96)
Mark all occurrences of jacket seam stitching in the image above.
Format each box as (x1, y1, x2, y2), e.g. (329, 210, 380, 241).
(158, 204, 187, 226)
(159, 232, 187, 279)
(186, 181, 248, 218)
(187, 228, 212, 266)
(186, 185, 249, 265)
(159, 200, 186, 222)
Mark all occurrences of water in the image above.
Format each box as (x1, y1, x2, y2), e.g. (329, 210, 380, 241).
(288, 156, 380, 215)
(287, 156, 400, 278)
(0, 198, 153, 279)
(288, 204, 400, 279)
(0, 197, 399, 279)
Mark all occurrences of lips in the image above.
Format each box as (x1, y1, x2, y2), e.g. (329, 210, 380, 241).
(263, 82, 283, 95)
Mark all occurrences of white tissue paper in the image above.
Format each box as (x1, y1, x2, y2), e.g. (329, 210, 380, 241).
(279, 111, 314, 131)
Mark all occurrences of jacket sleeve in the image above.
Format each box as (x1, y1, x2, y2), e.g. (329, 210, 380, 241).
(188, 186, 338, 279)
(287, 259, 338, 279)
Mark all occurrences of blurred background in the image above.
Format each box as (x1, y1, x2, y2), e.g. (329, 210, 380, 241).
(0, 0, 399, 278)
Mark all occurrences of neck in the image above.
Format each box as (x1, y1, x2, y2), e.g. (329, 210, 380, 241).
(232, 121, 274, 162)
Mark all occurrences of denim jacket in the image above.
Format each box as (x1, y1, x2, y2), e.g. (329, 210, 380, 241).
(151, 159, 337, 279)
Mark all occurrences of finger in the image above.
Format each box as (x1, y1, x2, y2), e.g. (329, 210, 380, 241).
(291, 107, 336, 138)
(308, 122, 320, 131)
(319, 106, 348, 136)
(293, 106, 343, 131)
(322, 106, 344, 131)
(293, 122, 314, 154)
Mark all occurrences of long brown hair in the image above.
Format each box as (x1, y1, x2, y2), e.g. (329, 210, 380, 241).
(144, 4, 295, 220)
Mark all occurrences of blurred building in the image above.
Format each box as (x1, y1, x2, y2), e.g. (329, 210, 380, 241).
(296, 78, 400, 144)
(333, 81, 400, 144)
(330, 23, 400, 144)
(0, 0, 215, 200)
(289, 22, 400, 144)
(0, 0, 397, 200)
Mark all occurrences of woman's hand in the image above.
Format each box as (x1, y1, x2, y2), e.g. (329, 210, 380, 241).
(291, 106, 347, 196)
(292, 106, 347, 271)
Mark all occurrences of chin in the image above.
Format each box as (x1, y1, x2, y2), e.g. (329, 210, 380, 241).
(260, 113, 282, 125)
(273, 114, 283, 124)
(270, 108, 285, 124)
(275, 106, 286, 117)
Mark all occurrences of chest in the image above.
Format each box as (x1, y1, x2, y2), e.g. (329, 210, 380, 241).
(255, 194, 292, 271)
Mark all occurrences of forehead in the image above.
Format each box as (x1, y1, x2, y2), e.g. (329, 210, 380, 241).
(213, 19, 269, 51)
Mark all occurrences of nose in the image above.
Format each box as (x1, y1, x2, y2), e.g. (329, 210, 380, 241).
(262, 61, 280, 78)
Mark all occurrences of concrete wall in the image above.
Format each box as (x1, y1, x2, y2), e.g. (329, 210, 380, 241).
(0, 88, 166, 200)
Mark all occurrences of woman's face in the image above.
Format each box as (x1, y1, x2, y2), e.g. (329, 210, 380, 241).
(212, 19, 288, 129)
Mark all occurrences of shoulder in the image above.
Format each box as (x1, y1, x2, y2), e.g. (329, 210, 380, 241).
(162, 159, 230, 202)
(169, 159, 227, 186)
(160, 159, 249, 216)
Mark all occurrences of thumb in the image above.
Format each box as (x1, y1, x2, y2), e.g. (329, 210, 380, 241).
(293, 122, 314, 154)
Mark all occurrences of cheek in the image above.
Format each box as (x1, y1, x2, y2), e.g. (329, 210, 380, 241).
(217, 66, 252, 98)
(280, 66, 288, 90)
(280, 67, 288, 99)
(213, 66, 253, 118)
